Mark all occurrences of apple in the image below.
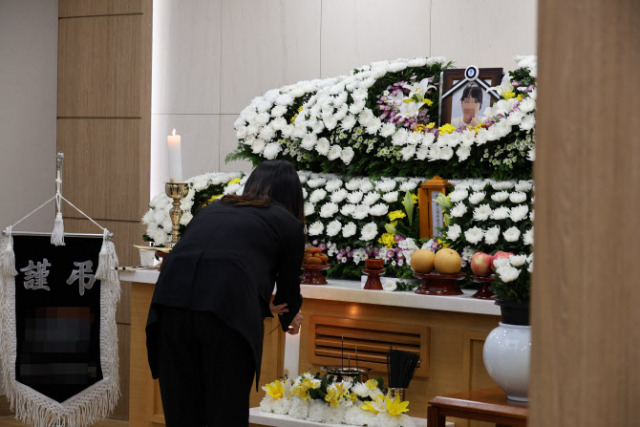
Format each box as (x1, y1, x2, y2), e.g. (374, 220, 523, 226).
(491, 251, 514, 271)
(470, 252, 493, 277)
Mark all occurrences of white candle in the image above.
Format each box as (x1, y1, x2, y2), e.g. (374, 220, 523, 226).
(167, 128, 183, 182)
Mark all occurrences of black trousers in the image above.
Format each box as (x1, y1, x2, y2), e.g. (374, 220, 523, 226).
(155, 306, 256, 426)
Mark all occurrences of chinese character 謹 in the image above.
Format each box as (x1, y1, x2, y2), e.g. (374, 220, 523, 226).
(20, 259, 52, 291)
(66, 260, 97, 296)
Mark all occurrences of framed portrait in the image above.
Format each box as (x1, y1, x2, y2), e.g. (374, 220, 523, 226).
(439, 66, 504, 127)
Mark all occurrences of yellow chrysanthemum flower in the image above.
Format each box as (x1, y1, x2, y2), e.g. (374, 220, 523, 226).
(516, 94, 524, 101)
(438, 123, 456, 135)
(263, 380, 285, 400)
(290, 113, 298, 123)
(298, 105, 303, 112)
(426, 122, 436, 129)
(423, 98, 433, 106)
(378, 233, 396, 249)
(227, 178, 241, 185)
(291, 376, 318, 401)
(413, 124, 427, 133)
(503, 90, 516, 100)
(385, 395, 410, 417)
(437, 237, 450, 249)
(411, 193, 418, 204)
(207, 194, 223, 202)
(388, 210, 406, 222)
(365, 379, 378, 390)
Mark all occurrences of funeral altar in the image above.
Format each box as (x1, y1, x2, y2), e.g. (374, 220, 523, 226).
(129, 54, 535, 426)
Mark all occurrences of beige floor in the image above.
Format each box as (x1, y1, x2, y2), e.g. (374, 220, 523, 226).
(0, 417, 127, 426)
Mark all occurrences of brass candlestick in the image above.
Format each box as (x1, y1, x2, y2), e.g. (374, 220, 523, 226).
(165, 181, 189, 246)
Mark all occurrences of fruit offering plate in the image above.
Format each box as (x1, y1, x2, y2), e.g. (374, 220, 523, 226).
(469, 275, 496, 300)
(412, 272, 466, 296)
(301, 263, 331, 285)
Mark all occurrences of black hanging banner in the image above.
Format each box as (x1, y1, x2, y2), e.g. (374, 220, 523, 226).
(13, 234, 103, 403)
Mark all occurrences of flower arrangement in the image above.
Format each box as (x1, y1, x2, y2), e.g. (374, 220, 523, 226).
(228, 56, 537, 181)
(260, 374, 414, 427)
(142, 172, 244, 246)
(437, 179, 534, 257)
(492, 254, 533, 304)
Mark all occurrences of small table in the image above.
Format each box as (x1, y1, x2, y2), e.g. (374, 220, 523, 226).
(427, 387, 528, 427)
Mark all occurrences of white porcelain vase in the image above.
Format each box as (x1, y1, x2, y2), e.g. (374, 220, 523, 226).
(483, 322, 531, 402)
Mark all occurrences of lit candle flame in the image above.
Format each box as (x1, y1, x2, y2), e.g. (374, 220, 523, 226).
(172, 128, 176, 136)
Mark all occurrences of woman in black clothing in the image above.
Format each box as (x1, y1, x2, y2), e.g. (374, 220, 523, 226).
(146, 160, 305, 426)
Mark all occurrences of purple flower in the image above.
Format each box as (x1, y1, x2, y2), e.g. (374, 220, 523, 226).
(319, 243, 327, 250)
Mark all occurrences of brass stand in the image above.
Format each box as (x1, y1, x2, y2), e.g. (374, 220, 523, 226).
(165, 181, 189, 246)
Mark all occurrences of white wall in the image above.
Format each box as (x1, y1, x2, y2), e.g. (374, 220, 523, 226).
(0, 0, 58, 233)
(151, 0, 538, 196)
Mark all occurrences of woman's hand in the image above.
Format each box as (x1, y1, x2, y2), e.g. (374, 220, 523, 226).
(270, 302, 289, 315)
(287, 311, 303, 335)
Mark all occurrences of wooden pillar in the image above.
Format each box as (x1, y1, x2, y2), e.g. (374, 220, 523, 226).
(532, 0, 640, 425)
(56, 0, 153, 420)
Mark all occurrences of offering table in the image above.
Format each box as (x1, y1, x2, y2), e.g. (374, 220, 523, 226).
(122, 270, 500, 427)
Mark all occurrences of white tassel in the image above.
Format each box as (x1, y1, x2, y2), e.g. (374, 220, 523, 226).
(96, 231, 118, 283)
(1, 227, 17, 277)
(50, 212, 65, 246)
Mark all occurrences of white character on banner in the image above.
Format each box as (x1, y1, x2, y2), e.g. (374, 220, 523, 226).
(20, 258, 52, 291)
(66, 260, 97, 296)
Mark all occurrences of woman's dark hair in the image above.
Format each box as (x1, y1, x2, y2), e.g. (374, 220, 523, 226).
(460, 82, 483, 107)
(220, 160, 305, 222)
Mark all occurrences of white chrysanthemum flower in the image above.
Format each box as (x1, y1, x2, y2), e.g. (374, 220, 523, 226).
(340, 204, 356, 216)
(473, 204, 492, 221)
(519, 97, 536, 113)
(400, 180, 418, 191)
(341, 114, 357, 130)
(503, 226, 521, 242)
(319, 202, 339, 218)
(297, 172, 308, 184)
(179, 211, 193, 226)
(308, 221, 324, 236)
(362, 192, 381, 206)
(326, 220, 342, 237)
(330, 189, 348, 203)
(300, 134, 317, 151)
(275, 93, 294, 106)
(347, 191, 364, 204)
(251, 138, 266, 154)
(464, 227, 484, 244)
(191, 175, 209, 191)
(263, 142, 281, 159)
(382, 191, 399, 203)
(491, 181, 515, 190)
(471, 181, 487, 191)
(344, 178, 361, 191)
(456, 145, 472, 161)
(369, 203, 389, 217)
(258, 125, 276, 141)
(447, 224, 462, 241)
(493, 258, 510, 269)
(491, 191, 509, 202)
(379, 123, 396, 137)
(342, 222, 357, 238)
(341, 147, 355, 165)
(469, 192, 486, 205)
(484, 225, 500, 244)
(142, 209, 155, 225)
(509, 192, 527, 204)
(360, 180, 374, 193)
(271, 105, 287, 117)
(309, 189, 327, 203)
(509, 255, 528, 267)
(360, 222, 378, 241)
(523, 228, 534, 246)
(491, 207, 510, 220)
(382, 278, 397, 292)
(325, 179, 343, 192)
(224, 183, 242, 195)
(450, 202, 468, 218)
(515, 181, 533, 192)
(449, 189, 469, 203)
(520, 114, 536, 131)
(315, 137, 330, 155)
(327, 145, 342, 160)
(440, 146, 455, 160)
(391, 129, 409, 146)
(351, 205, 369, 220)
(307, 177, 326, 188)
(377, 180, 396, 192)
(497, 264, 521, 283)
(401, 144, 416, 161)
(510, 205, 529, 222)
(304, 202, 315, 217)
